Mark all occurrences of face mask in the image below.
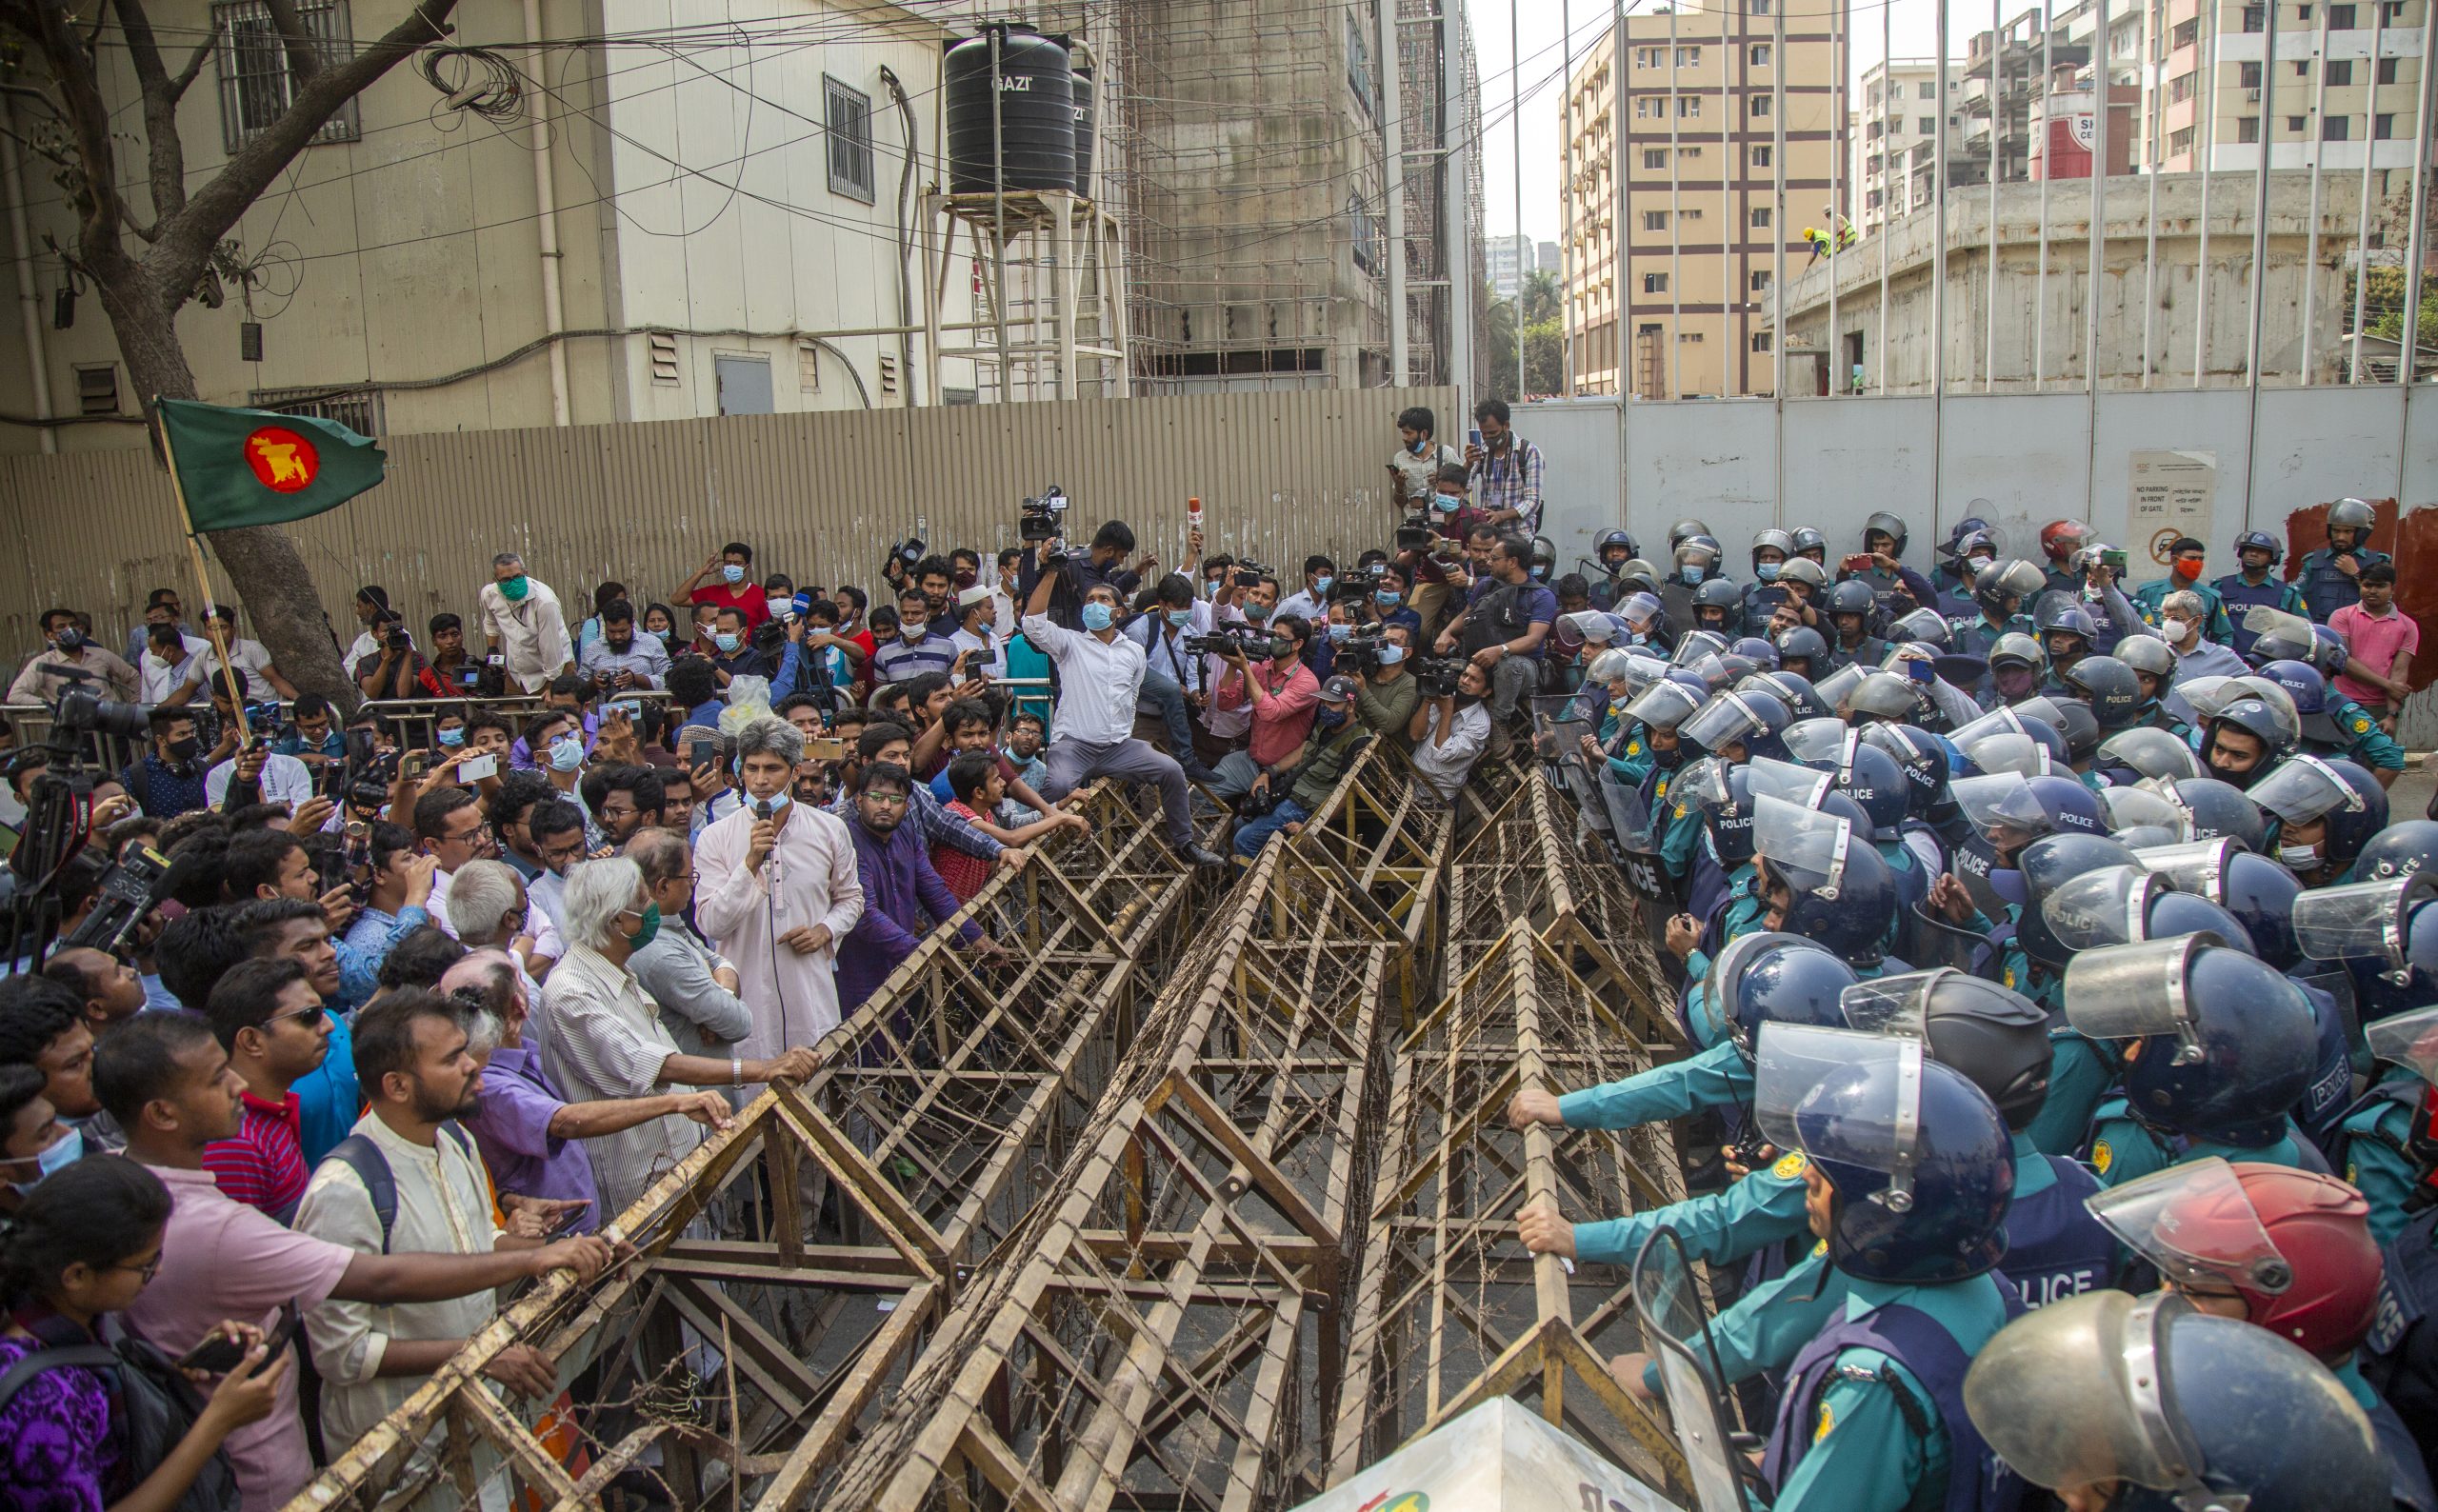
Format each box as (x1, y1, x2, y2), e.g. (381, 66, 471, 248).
(1680, 567, 1704, 587)
(2162, 616, 2194, 646)
(1431, 493, 1461, 513)
(166, 735, 200, 762)
(1993, 667, 2038, 701)
(767, 597, 792, 619)
(549, 737, 584, 772)
(8, 1127, 80, 1197)
(1964, 556, 1991, 580)
(1378, 645, 1406, 666)
(2173, 559, 2203, 582)
(1247, 602, 1273, 623)
(754, 791, 793, 817)
(627, 901, 662, 950)
(1080, 602, 1116, 632)
(500, 574, 530, 602)
(1529, 566, 1549, 580)
(52, 627, 83, 651)
(438, 727, 467, 747)
(1314, 575, 1335, 595)
(901, 619, 929, 639)
(1375, 589, 1403, 607)
(715, 632, 742, 653)
(722, 564, 746, 584)
(659, 631, 682, 654)
(1328, 624, 1352, 644)
(1756, 561, 1782, 581)
(1316, 706, 1349, 729)
(2276, 843, 2322, 871)
(2082, 585, 2103, 603)
(1653, 743, 1687, 769)
(1269, 637, 1295, 659)
(1166, 608, 1193, 628)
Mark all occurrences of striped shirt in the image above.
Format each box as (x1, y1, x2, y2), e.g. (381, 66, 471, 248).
(1469, 435, 1546, 535)
(932, 802, 998, 902)
(202, 1089, 311, 1223)
(870, 627, 961, 686)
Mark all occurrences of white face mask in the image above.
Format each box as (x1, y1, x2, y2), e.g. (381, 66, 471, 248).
(2162, 616, 2194, 646)
(2276, 842, 2321, 871)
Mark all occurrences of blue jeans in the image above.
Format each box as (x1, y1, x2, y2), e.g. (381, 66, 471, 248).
(1231, 796, 1311, 859)
(1138, 669, 1205, 772)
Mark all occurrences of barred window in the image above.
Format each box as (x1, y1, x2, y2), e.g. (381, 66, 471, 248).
(826, 75, 875, 204)
(250, 386, 383, 436)
(213, 1, 361, 153)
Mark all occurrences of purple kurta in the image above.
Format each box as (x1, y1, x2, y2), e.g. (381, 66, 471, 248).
(836, 814, 981, 1013)
(465, 1042, 602, 1230)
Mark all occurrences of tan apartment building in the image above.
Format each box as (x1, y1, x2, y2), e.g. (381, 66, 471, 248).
(2140, 0, 2427, 177)
(1852, 59, 1967, 233)
(1563, 0, 1850, 400)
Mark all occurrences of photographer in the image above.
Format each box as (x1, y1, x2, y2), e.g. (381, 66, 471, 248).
(1277, 555, 1337, 625)
(1361, 562, 1424, 639)
(1387, 404, 1464, 510)
(1018, 545, 1228, 868)
(577, 599, 670, 692)
(707, 606, 772, 683)
(415, 613, 488, 699)
(1230, 676, 1370, 859)
(1433, 534, 1557, 757)
(1126, 573, 1224, 783)
(1210, 613, 1319, 802)
(1405, 659, 1494, 801)
(1015, 517, 1150, 631)
(352, 608, 425, 702)
(1354, 625, 1422, 746)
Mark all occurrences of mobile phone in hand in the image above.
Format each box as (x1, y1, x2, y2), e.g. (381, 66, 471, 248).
(178, 1301, 298, 1374)
(458, 752, 499, 782)
(545, 1201, 592, 1238)
(1843, 553, 1876, 573)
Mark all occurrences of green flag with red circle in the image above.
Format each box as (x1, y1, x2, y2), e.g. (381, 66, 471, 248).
(157, 397, 388, 532)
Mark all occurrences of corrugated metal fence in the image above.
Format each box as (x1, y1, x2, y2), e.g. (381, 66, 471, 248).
(0, 388, 1456, 650)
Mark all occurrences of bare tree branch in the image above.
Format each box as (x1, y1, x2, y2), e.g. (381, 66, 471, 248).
(260, 0, 326, 90)
(21, 0, 128, 268)
(113, 0, 191, 229)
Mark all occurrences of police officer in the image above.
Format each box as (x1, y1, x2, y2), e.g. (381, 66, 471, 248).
(1929, 514, 2001, 608)
(1688, 577, 1743, 640)
(1844, 511, 1936, 619)
(2133, 535, 2238, 642)
(2088, 1156, 2435, 1511)
(1967, 1288, 2389, 1512)
(2066, 933, 2327, 1185)
(1609, 674, 1708, 885)
(1821, 579, 1888, 674)
(2057, 653, 2143, 737)
(2038, 518, 2097, 598)
(2034, 598, 2100, 686)
(2258, 661, 2407, 784)
(2112, 635, 2188, 736)
(2218, 528, 2310, 659)
(2298, 497, 2390, 624)
(2201, 695, 2297, 791)
(1949, 558, 2045, 659)
(1584, 527, 1641, 609)
(2251, 754, 2390, 886)
(1774, 624, 1830, 683)
(1661, 532, 1729, 631)
(1749, 791, 1906, 976)
(1672, 755, 1827, 970)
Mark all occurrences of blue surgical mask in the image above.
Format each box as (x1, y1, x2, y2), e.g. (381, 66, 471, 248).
(1328, 623, 1352, 644)
(1314, 575, 1335, 595)
(1081, 602, 1116, 632)
(1166, 608, 1193, 627)
(1409, 437, 1428, 454)
(1680, 567, 1704, 586)
(1375, 589, 1403, 607)
(549, 736, 584, 772)
(1529, 566, 1549, 580)
(754, 790, 793, 816)
(1246, 602, 1273, 623)
(1431, 493, 1461, 513)
(1756, 561, 1782, 582)
(437, 726, 466, 747)
(7, 1127, 79, 1197)
(715, 632, 742, 653)
(1316, 706, 1349, 729)
(1378, 644, 1406, 666)
(722, 564, 746, 584)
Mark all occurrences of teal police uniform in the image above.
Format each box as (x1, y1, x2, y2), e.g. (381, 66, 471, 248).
(2322, 695, 2408, 774)
(2340, 1069, 2425, 1248)
(2083, 1100, 2322, 1187)
(1557, 1039, 1751, 1130)
(1575, 1147, 1814, 1267)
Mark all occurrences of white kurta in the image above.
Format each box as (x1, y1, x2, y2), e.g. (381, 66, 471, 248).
(692, 800, 865, 1073)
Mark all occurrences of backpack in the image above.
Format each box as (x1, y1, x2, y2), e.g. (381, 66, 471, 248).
(0, 1320, 240, 1511)
(321, 1122, 479, 1253)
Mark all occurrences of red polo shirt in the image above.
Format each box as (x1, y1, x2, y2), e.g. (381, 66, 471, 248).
(201, 1088, 312, 1222)
(687, 580, 770, 629)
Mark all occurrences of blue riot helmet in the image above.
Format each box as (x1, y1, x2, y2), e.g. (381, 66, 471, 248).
(1740, 669, 1823, 722)
(2242, 604, 2320, 667)
(2254, 659, 2346, 746)
(1842, 968, 2057, 1130)
(1717, 653, 1764, 683)
(1667, 517, 1715, 553)
(1832, 740, 1912, 835)
(1782, 716, 1851, 771)
(1679, 754, 1828, 870)
(1717, 931, 1860, 1061)
(1676, 534, 1728, 588)
(1730, 635, 1782, 669)
(1620, 677, 1706, 741)
(1952, 771, 2101, 870)
(1752, 793, 1901, 963)
(2357, 819, 2438, 883)
(2009, 832, 2144, 958)
(1859, 723, 1959, 823)
(2041, 863, 2264, 957)
(1756, 1025, 2014, 1283)
(2097, 786, 2188, 850)
(2145, 891, 2258, 955)
(1672, 629, 1732, 668)
(1681, 687, 1792, 763)
(2248, 754, 2388, 874)
(2027, 774, 2107, 835)
(2204, 699, 2300, 791)
(1592, 527, 1641, 567)
(2290, 873, 2438, 1021)
(2063, 933, 2316, 1145)
(2093, 726, 2204, 787)
(1790, 527, 1829, 563)
(1974, 558, 2048, 623)
(2232, 527, 2286, 568)
(1939, 515, 2002, 567)
(2047, 698, 2101, 765)
(2134, 836, 2304, 968)
(2115, 633, 2180, 708)
(1816, 790, 1877, 845)
(2033, 596, 2101, 665)
(1690, 576, 1743, 632)
(2307, 623, 2355, 682)
(1966, 1290, 2388, 1512)
(2154, 775, 2268, 852)
(1773, 625, 1830, 678)
(2059, 653, 2143, 732)
(1888, 607, 1953, 650)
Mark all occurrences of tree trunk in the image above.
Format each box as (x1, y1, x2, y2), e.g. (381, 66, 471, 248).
(95, 273, 361, 715)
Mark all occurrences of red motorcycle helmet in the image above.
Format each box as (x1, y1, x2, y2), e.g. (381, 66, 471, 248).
(2038, 518, 2094, 564)
(2091, 1158, 2379, 1363)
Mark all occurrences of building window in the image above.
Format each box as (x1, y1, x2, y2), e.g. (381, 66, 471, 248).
(1752, 331, 1773, 351)
(1637, 46, 1664, 68)
(1681, 145, 1702, 158)
(2288, 113, 2307, 131)
(1752, 206, 1772, 227)
(1868, 118, 1884, 139)
(2298, 4, 2313, 17)
(1682, 331, 1705, 343)
(1637, 97, 1652, 118)
(1919, 115, 1936, 133)
(2330, 1, 2357, 22)
(251, 386, 382, 435)
(1752, 144, 1772, 166)
(1867, 152, 1883, 173)
(74, 364, 119, 417)
(1677, 45, 1702, 66)
(212, 1, 362, 153)
(2169, 73, 2194, 102)
(1750, 0, 1769, 13)
(2294, 59, 2310, 74)
(2379, 56, 2399, 83)
(825, 75, 875, 203)
(1645, 147, 1668, 168)
(2240, 60, 2263, 87)
(1645, 272, 1669, 292)
(2377, 111, 2398, 137)
(2384, 0, 2406, 20)
(1349, 193, 1377, 270)
(2172, 18, 2199, 46)
(2238, 114, 2262, 141)
(2326, 59, 2353, 85)
(1750, 95, 1772, 116)
(2243, 3, 2266, 29)
(1867, 188, 1884, 208)
(2324, 113, 2352, 139)
(1645, 209, 1670, 229)
(1679, 96, 1702, 117)
(1749, 43, 1771, 66)
(1683, 207, 1704, 219)
(1751, 269, 1772, 289)
(2169, 126, 2194, 154)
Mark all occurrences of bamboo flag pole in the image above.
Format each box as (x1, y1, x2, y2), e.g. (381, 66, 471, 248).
(156, 402, 250, 747)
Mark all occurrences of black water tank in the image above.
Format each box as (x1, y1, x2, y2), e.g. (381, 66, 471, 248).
(1070, 66, 1096, 196)
(946, 27, 1075, 195)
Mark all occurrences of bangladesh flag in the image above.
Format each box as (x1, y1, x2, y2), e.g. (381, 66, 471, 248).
(157, 398, 388, 533)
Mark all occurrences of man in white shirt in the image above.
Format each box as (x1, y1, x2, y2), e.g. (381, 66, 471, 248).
(1407, 662, 1493, 802)
(137, 621, 211, 706)
(206, 741, 317, 811)
(1122, 573, 1222, 782)
(1274, 554, 1337, 625)
(949, 584, 1005, 682)
(198, 604, 297, 701)
(1018, 541, 1227, 868)
(478, 552, 574, 694)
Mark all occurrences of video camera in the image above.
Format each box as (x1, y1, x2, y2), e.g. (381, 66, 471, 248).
(1338, 622, 1389, 675)
(885, 513, 929, 580)
(1413, 655, 1468, 697)
(2, 673, 158, 966)
(1020, 484, 1070, 553)
(1231, 558, 1271, 589)
(1395, 510, 1437, 554)
(1331, 566, 1388, 606)
(1183, 623, 1271, 659)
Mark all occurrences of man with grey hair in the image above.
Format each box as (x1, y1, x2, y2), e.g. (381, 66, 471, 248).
(696, 717, 863, 1086)
(2156, 587, 2248, 680)
(546, 858, 818, 1214)
(479, 550, 573, 693)
(447, 948, 732, 1234)
(626, 827, 754, 1072)
(442, 858, 549, 1007)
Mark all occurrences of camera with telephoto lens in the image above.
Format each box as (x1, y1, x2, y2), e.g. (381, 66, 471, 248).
(1339, 622, 1389, 675)
(50, 679, 150, 746)
(1412, 655, 1467, 697)
(1183, 623, 1271, 659)
(1395, 510, 1436, 553)
(1020, 484, 1070, 551)
(1332, 566, 1386, 606)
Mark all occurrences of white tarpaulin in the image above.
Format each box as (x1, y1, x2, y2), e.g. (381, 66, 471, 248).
(1291, 1399, 1686, 1512)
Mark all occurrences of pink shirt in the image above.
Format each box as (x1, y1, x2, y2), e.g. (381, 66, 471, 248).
(2329, 602, 2419, 706)
(121, 1160, 354, 1510)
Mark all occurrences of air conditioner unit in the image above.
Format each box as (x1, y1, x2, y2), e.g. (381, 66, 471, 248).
(2246, 87, 2262, 101)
